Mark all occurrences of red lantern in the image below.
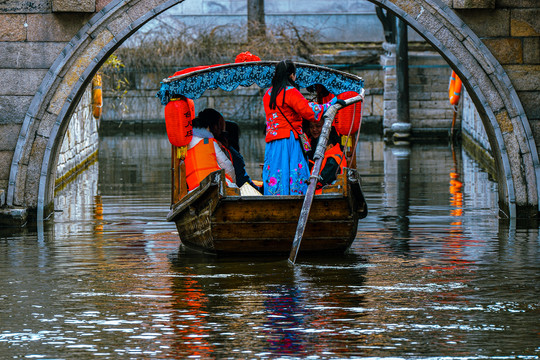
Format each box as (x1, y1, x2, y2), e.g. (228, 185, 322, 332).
(165, 97, 194, 147)
(334, 91, 362, 136)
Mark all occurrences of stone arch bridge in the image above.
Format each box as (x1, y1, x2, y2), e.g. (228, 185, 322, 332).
(0, 0, 539, 224)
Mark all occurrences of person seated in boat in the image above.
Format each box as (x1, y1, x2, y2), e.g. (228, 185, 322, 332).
(305, 117, 341, 163)
(198, 108, 261, 192)
(224, 120, 240, 153)
(308, 125, 346, 193)
(263, 59, 345, 196)
(185, 114, 237, 191)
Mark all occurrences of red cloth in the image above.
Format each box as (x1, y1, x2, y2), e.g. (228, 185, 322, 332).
(235, 51, 261, 62)
(263, 87, 324, 143)
(170, 64, 226, 78)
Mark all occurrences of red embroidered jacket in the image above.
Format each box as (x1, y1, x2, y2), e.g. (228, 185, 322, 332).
(263, 86, 335, 143)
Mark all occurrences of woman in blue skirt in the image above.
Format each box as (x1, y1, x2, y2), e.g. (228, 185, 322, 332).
(262, 60, 341, 195)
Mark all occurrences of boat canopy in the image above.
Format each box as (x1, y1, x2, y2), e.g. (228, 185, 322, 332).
(157, 61, 364, 105)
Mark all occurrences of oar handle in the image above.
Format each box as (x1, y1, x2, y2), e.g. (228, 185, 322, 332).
(288, 90, 364, 264)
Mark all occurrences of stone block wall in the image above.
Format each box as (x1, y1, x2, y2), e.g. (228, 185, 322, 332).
(382, 51, 456, 133)
(453, 1, 540, 148)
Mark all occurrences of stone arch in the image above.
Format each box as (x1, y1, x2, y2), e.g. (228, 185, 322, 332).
(6, 0, 539, 220)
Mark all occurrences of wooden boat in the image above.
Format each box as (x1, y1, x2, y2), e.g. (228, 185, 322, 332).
(157, 60, 368, 255)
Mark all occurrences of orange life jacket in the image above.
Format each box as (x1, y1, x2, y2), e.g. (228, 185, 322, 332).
(321, 143, 346, 173)
(315, 143, 347, 194)
(185, 138, 221, 190)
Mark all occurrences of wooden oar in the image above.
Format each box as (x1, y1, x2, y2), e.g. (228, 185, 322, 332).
(289, 92, 364, 264)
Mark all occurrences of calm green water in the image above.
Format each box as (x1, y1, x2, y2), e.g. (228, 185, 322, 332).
(1, 131, 539, 359)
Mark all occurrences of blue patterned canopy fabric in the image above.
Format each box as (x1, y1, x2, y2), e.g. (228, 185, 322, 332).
(157, 61, 364, 105)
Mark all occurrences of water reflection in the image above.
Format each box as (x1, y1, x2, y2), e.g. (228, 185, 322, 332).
(1, 130, 539, 358)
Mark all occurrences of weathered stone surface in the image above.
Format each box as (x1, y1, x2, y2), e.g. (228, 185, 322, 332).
(530, 119, 540, 147)
(523, 37, 540, 64)
(0, 124, 22, 151)
(12, 162, 27, 206)
(503, 132, 528, 206)
(411, 108, 454, 119)
(372, 94, 384, 116)
(0, 69, 47, 96)
(454, 9, 509, 37)
(0, 151, 14, 180)
(437, 26, 503, 111)
(96, 0, 112, 12)
(17, 121, 38, 167)
(518, 91, 540, 119)
(483, 38, 522, 64)
(410, 100, 453, 109)
(511, 9, 540, 37)
(496, 109, 513, 134)
(0, 96, 32, 125)
(453, 0, 495, 9)
(362, 95, 373, 116)
(48, 28, 113, 116)
(105, 12, 133, 36)
(37, 111, 59, 138)
(497, 0, 538, 7)
(522, 150, 538, 207)
(491, 73, 520, 119)
(52, 0, 95, 13)
(0, 14, 26, 41)
(0, 42, 65, 68)
(411, 118, 453, 128)
(0, 1, 50, 13)
(504, 65, 540, 91)
(27, 13, 93, 41)
(127, 0, 160, 23)
(415, 4, 453, 41)
(0, 207, 28, 226)
(24, 135, 48, 208)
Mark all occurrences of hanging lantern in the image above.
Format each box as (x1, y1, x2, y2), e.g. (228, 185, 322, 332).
(165, 97, 194, 148)
(334, 91, 362, 136)
(91, 73, 102, 119)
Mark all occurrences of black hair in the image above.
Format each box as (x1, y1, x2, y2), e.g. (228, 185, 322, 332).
(269, 60, 297, 110)
(328, 126, 341, 146)
(225, 120, 240, 152)
(197, 108, 223, 129)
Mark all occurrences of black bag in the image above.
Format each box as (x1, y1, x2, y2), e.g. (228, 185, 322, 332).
(277, 107, 311, 156)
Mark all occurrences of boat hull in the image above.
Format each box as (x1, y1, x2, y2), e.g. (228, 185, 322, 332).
(167, 169, 367, 255)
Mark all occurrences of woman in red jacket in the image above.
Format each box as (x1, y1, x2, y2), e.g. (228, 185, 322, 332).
(262, 60, 340, 195)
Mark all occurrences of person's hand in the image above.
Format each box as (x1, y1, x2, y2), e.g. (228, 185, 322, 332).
(336, 99, 347, 107)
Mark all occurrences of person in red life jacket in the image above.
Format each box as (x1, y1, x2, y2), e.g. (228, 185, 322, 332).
(184, 114, 237, 191)
(306, 120, 346, 193)
(198, 108, 261, 192)
(262, 60, 345, 196)
(316, 135, 347, 194)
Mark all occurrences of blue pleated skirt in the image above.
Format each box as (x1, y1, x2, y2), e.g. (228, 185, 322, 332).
(263, 132, 310, 195)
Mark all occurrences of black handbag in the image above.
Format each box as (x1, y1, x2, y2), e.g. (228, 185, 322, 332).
(277, 107, 312, 155)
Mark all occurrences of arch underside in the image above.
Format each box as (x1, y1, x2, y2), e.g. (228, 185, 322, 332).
(7, 0, 539, 220)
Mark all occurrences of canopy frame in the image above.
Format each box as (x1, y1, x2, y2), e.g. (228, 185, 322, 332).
(157, 61, 364, 105)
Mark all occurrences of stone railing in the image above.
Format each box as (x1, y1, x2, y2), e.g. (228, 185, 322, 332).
(55, 85, 100, 190)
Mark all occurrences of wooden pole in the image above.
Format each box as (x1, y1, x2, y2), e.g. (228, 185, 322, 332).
(289, 92, 364, 264)
(395, 17, 410, 124)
